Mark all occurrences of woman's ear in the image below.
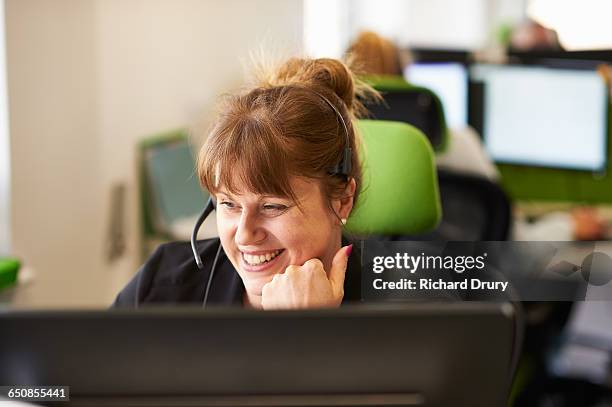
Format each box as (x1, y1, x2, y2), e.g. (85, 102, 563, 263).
(335, 178, 357, 221)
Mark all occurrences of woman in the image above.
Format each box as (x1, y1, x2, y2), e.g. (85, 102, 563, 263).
(114, 57, 373, 309)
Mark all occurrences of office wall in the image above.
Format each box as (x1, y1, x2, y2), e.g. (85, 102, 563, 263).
(0, 0, 11, 256)
(349, 0, 475, 49)
(346, 0, 526, 50)
(6, 0, 303, 307)
(6, 0, 103, 307)
(303, 0, 528, 60)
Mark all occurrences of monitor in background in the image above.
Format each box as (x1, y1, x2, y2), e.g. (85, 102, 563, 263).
(470, 64, 608, 172)
(508, 49, 612, 66)
(0, 304, 517, 407)
(405, 62, 469, 130)
(410, 48, 472, 65)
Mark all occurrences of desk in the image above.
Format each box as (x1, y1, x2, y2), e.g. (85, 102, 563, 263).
(515, 203, 612, 240)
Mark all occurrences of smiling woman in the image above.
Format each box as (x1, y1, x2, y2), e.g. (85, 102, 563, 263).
(113, 57, 376, 309)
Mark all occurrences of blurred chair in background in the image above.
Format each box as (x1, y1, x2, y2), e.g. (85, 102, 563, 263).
(138, 129, 217, 260)
(362, 77, 450, 152)
(416, 169, 512, 241)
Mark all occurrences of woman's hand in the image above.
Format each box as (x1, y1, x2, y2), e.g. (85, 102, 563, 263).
(261, 245, 353, 310)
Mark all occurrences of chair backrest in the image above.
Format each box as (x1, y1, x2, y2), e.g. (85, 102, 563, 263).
(139, 130, 208, 239)
(361, 75, 449, 152)
(346, 120, 441, 236)
(410, 169, 512, 241)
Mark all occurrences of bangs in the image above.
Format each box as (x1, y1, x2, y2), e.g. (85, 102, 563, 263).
(198, 111, 298, 203)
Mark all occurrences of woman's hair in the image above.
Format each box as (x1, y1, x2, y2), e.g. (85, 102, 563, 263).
(346, 31, 404, 76)
(197, 57, 376, 210)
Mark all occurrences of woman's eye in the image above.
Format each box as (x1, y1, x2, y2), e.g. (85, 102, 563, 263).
(219, 201, 238, 210)
(263, 204, 288, 212)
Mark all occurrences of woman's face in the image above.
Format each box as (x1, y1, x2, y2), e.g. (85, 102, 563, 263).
(215, 177, 351, 299)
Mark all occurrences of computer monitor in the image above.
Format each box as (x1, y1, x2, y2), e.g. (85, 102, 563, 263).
(470, 64, 608, 171)
(0, 304, 516, 406)
(405, 63, 469, 129)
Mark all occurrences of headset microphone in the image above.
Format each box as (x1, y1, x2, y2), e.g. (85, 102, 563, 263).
(191, 197, 216, 270)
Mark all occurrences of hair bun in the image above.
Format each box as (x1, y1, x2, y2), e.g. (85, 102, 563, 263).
(270, 58, 356, 112)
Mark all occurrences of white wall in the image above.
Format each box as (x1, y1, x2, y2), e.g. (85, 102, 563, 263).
(304, 0, 350, 58)
(303, 0, 528, 56)
(7, 0, 103, 307)
(348, 0, 490, 49)
(528, 0, 612, 50)
(0, 0, 11, 256)
(6, 0, 303, 307)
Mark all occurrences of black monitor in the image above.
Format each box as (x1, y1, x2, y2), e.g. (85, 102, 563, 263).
(508, 49, 612, 66)
(410, 48, 472, 65)
(470, 64, 608, 172)
(0, 304, 517, 406)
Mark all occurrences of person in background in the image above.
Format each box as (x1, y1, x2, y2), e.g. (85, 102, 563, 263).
(510, 19, 563, 51)
(346, 30, 409, 76)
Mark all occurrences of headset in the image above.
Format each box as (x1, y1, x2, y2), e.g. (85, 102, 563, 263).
(190, 89, 353, 307)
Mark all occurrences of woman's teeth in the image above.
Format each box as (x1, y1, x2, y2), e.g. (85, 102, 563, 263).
(243, 250, 283, 266)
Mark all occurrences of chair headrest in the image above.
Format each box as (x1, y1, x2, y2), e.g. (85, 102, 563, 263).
(346, 120, 442, 236)
(361, 75, 450, 152)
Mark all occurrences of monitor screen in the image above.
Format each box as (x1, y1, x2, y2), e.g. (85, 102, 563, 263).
(405, 62, 468, 130)
(471, 64, 608, 171)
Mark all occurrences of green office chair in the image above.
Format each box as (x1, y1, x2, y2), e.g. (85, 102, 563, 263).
(361, 75, 450, 152)
(0, 257, 20, 291)
(138, 129, 211, 259)
(347, 120, 441, 236)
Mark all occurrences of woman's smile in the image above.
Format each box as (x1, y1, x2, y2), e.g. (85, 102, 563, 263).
(240, 248, 286, 272)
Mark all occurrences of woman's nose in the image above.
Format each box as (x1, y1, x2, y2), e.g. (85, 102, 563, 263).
(235, 211, 266, 246)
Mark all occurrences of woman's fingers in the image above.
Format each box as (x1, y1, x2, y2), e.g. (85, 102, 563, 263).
(260, 247, 353, 310)
(328, 244, 353, 297)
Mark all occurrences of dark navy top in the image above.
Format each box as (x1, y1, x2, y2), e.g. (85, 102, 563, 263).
(113, 238, 362, 307)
